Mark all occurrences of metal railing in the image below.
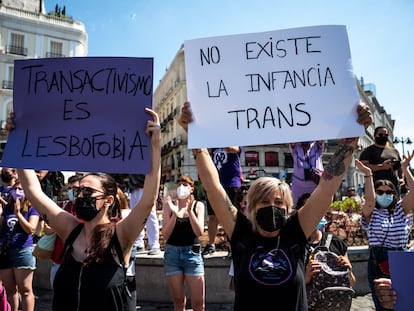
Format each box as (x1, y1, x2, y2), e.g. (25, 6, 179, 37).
(6, 45, 27, 56)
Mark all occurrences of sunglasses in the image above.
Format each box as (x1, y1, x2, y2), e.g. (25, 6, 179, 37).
(74, 186, 105, 198)
(376, 189, 394, 195)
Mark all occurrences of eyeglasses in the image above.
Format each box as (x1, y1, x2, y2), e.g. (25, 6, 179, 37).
(376, 189, 394, 195)
(74, 186, 105, 198)
(377, 133, 389, 137)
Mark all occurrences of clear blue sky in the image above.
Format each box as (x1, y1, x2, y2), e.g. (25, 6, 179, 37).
(47, 0, 414, 153)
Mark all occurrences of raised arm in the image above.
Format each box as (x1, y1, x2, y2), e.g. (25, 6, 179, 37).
(117, 108, 161, 248)
(401, 150, 414, 214)
(178, 102, 238, 238)
(17, 169, 78, 239)
(298, 102, 372, 238)
(355, 159, 376, 221)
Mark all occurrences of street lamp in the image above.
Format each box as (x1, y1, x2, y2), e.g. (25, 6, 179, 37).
(393, 136, 412, 155)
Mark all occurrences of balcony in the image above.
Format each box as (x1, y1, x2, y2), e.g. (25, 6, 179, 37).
(6, 45, 28, 56)
(45, 52, 65, 58)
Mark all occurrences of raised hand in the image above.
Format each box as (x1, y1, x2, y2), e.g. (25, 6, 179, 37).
(356, 102, 372, 129)
(177, 102, 194, 132)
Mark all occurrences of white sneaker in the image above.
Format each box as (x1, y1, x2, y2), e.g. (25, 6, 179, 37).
(148, 247, 160, 255)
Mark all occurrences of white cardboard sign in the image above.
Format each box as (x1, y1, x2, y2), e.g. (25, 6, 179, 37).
(184, 25, 363, 148)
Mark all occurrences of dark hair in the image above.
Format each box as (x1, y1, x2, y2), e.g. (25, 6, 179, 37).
(81, 173, 121, 265)
(374, 126, 388, 136)
(234, 185, 249, 210)
(295, 192, 311, 210)
(68, 174, 82, 184)
(374, 179, 398, 212)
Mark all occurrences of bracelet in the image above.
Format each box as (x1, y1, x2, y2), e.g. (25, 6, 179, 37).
(191, 148, 209, 159)
(364, 175, 373, 178)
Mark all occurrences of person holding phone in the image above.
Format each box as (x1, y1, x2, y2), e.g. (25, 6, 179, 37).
(359, 126, 404, 198)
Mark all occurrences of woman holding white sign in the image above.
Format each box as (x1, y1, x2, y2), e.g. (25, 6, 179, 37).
(6, 108, 161, 311)
(177, 101, 372, 310)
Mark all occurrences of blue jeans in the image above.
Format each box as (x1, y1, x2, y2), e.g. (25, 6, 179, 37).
(163, 244, 204, 277)
(8, 246, 36, 269)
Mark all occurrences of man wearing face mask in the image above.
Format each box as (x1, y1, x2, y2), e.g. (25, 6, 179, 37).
(359, 126, 403, 198)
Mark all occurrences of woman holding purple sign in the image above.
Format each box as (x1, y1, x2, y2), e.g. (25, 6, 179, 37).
(6, 108, 161, 311)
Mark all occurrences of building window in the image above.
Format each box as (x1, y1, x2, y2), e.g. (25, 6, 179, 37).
(245, 151, 259, 166)
(7, 33, 27, 56)
(265, 151, 278, 167)
(176, 152, 183, 167)
(284, 153, 293, 168)
(47, 41, 64, 57)
(2, 66, 14, 89)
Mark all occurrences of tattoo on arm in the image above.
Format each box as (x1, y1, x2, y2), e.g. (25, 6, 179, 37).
(192, 148, 209, 159)
(323, 139, 355, 180)
(225, 195, 237, 221)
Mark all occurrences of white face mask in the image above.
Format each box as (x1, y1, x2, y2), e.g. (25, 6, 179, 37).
(176, 185, 190, 199)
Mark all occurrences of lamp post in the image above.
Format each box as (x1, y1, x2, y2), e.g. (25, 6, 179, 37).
(393, 136, 413, 155)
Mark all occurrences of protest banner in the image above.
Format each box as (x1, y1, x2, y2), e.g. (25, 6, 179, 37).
(1, 57, 153, 174)
(184, 25, 363, 148)
(389, 251, 414, 311)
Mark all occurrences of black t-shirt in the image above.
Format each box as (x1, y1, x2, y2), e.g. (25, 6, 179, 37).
(230, 212, 308, 311)
(359, 144, 401, 190)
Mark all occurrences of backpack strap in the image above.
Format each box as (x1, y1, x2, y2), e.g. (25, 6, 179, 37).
(324, 234, 333, 249)
(58, 223, 84, 262)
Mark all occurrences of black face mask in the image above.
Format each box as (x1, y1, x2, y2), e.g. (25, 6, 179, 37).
(375, 136, 388, 146)
(1, 172, 12, 183)
(74, 197, 102, 221)
(256, 205, 287, 232)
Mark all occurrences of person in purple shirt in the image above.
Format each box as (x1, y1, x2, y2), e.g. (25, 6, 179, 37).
(0, 180, 40, 311)
(289, 141, 324, 206)
(202, 147, 243, 256)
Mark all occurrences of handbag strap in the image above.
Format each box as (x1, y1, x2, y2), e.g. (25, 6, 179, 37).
(112, 230, 132, 297)
(112, 231, 125, 268)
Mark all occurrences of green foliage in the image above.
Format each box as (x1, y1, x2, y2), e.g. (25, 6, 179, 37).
(330, 197, 361, 213)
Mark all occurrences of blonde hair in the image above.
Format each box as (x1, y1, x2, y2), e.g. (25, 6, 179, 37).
(245, 177, 293, 231)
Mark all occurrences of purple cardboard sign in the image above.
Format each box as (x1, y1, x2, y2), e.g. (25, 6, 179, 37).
(1, 57, 153, 174)
(389, 251, 414, 311)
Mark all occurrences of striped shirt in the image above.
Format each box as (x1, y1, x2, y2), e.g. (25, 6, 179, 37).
(361, 201, 413, 248)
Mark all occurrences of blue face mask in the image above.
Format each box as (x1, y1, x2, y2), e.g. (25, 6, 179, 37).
(68, 189, 76, 202)
(317, 217, 327, 230)
(376, 194, 393, 208)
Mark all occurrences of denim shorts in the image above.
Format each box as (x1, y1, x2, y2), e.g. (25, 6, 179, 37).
(7, 246, 36, 270)
(163, 244, 204, 277)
